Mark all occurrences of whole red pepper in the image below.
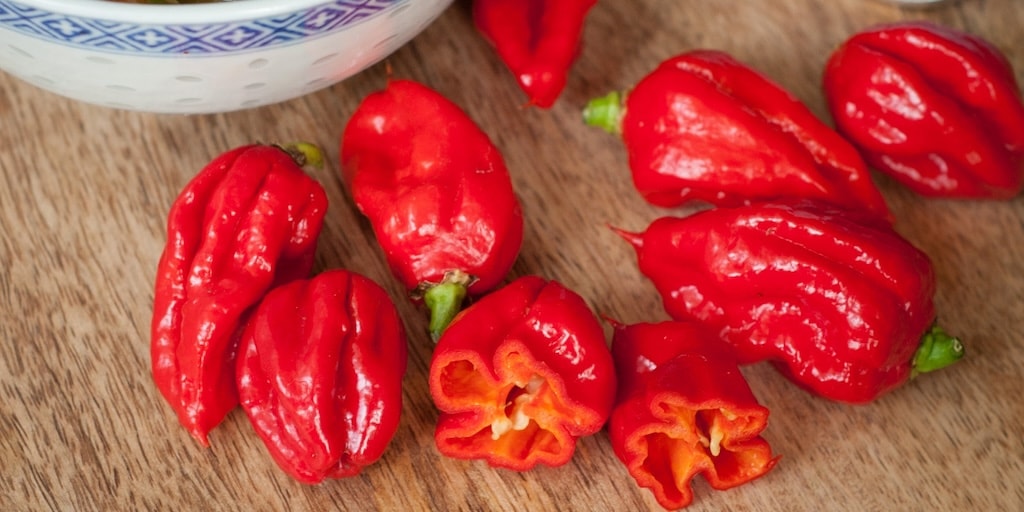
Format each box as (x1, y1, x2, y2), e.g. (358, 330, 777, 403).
(151, 143, 328, 446)
(341, 78, 523, 339)
(609, 320, 778, 510)
(428, 276, 616, 470)
(584, 50, 891, 220)
(616, 200, 964, 403)
(235, 269, 407, 484)
(823, 21, 1024, 199)
(473, 0, 597, 108)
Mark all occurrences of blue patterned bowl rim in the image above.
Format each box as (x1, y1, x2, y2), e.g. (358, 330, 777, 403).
(0, 0, 408, 56)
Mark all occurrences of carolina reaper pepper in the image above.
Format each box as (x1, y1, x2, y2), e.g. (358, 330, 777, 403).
(823, 21, 1024, 198)
(428, 275, 616, 470)
(341, 78, 523, 339)
(236, 269, 407, 484)
(151, 143, 328, 446)
(616, 200, 964, 403)
(584, 50, 891, 220)
(473, 0, 598, 108)
(609, 320, 778, 510)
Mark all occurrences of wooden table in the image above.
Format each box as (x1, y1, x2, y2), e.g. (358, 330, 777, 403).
(2, 1, 1022, 510)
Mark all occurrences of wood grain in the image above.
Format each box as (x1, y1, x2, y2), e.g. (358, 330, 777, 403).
(2, 0, 1023, 510)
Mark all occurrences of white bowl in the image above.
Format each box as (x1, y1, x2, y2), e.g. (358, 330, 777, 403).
(0, 0, 452, 113)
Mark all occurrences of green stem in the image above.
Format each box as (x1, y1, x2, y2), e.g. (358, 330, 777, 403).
(911, 324, 964, 377)
(276, 142, 324, 169)
(422, 271, 473, 342)
(582, 91, 625, 135)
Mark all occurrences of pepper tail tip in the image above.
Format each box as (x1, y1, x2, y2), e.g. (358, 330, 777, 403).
(608, 223, 644, 249)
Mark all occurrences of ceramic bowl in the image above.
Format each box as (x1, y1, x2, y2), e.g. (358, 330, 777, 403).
(0, 0, 452, 114)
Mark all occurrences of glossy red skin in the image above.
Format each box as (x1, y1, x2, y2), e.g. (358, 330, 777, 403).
(428, 276, 616, 470)
(622, 50, 891, 220)
(473, 0, 597, 108)
(151, 144, 327, 446)
(609, 321, 778, 510)
(623, 201, 936, 403)
(341, 79, 523, 296)
(235, 269, 407, 484)
(824, 22, 1024, 198)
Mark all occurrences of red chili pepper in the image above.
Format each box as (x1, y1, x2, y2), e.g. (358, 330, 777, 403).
(615, 200, 964, 403)
(823, 21, 1024, 199)
(235, 269, 407, 483)
(584, 50, 891, 220)
(151, 143, 328, 446)
(608, 320, 778, 510)
(428, 276, 616, 470)
(473, 0, 597, 108)
(341, 78, 523, 339)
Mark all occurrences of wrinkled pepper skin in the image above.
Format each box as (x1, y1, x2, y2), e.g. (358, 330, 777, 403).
(609, 321, 778, 510)
(618, 201, 963, 403)
(428, 276, 616, 470)
(236, 269, 407, 484)
(584, 50, 891, 220)
(473, 0, 597, 108)
(151, 143, 328, 446)
(824, 22, 1024, 199)
(341, 78, 523, 338)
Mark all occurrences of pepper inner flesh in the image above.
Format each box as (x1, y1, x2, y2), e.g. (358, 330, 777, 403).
(695, 408, 731, 457)
(492, 375, 544, 440)
(640, 403, 753, 492)
(437, 353, 576, 462)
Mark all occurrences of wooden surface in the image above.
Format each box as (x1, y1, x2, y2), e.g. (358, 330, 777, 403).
(2, 1, 1023, 510)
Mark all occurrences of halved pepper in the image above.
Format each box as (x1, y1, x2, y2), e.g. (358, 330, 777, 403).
(150, 143, 327, 446)
(428, 275, 616, 470)
(341, 78, 523, 339)
(823, 21, 1024, 198)
(609, 320, 778, 510)
(616, 200, 964, 403)
(584, 50, 891, 220)
(236, 269, 407, 483)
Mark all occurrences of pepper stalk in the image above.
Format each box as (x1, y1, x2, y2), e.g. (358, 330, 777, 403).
(582, 91, 625, 134)
(421, 270, 475, 341)
(275, 141, 325, 170)
(911, 324, 964, 377)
